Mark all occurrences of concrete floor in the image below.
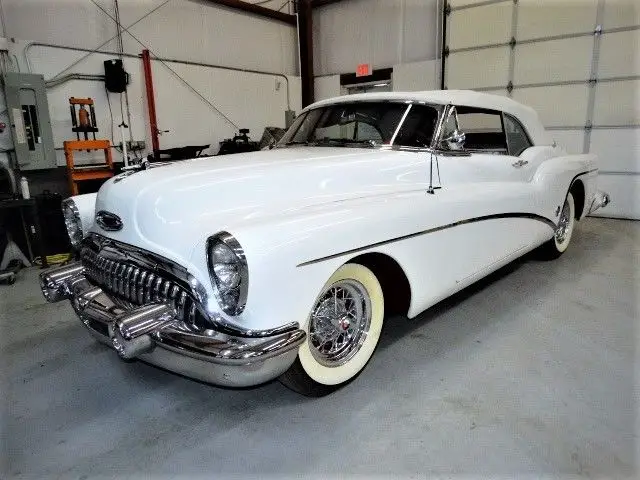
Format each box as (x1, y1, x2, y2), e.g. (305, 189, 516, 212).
(1, 218, 638, 478)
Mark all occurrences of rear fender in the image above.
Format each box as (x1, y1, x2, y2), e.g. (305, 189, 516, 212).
(532, 153, 597, 221)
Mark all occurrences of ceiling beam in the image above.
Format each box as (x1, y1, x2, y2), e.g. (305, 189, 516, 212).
(203, 0, 297, 25)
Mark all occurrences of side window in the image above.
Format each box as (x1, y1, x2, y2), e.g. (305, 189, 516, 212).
(456, 107, 507, 153)
(503, 114, 533, 156)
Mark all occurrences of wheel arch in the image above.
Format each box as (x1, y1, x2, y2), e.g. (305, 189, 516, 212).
(347, 252, 411, 317)
(570, 178, 586, 220)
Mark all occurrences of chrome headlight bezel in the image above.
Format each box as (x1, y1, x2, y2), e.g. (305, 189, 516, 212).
(206, 232, 248, 316)
(61, 198, 83, 248)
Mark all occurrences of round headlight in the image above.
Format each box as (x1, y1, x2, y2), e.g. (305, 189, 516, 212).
(207, 233, 248, 316)
(62, 198, 83, 247)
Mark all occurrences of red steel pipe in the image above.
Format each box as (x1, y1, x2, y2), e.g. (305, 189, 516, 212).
(141, 49, 160, 158)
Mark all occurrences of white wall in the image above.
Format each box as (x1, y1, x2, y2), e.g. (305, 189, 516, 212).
(392, 59, 440, 92)
(313, 0, 441, 76)
(1, 0, 301, 164)
(314, 75, 341, 102)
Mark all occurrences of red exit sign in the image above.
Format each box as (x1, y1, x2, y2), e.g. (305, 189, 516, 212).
(356, 64, 370, 77)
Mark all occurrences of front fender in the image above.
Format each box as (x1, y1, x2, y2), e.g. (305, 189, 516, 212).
(194, 191, 430, 332)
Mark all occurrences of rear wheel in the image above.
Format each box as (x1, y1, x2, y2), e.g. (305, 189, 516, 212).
(280, 263, 384, 396)
(539, 191, 576, 259)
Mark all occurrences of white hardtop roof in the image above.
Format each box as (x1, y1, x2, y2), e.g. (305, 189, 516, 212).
(304, 90, 551, 145)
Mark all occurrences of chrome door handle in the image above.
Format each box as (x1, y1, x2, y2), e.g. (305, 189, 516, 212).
(512, 159, 529, 168)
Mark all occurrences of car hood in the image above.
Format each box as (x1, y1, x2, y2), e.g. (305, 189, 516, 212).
(92, 146, 424, 263)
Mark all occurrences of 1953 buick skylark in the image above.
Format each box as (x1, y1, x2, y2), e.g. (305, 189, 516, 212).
(40, 90, 610, 396)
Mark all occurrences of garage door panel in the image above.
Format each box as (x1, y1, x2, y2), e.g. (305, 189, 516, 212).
(516, 0, 598, 40)
(446, 47, 510, 89)
(514, 37, 593, 84)
(602, 0, 640, 30)
(449, 0, 507, 8)
(550, 130, 585, 154)
(593, 80, 640, 126)
(589, 174, 640, 219)
(512, 85, 589, 127)
(479, 88, 510, 98)
(590, 128, 640, 173)
(447, 3, 513, 50)
(598, 30, 640, 78)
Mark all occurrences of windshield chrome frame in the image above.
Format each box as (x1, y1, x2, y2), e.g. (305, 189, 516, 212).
(279, 100, 445, 150)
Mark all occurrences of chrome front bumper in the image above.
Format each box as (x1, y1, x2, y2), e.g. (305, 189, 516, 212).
(39, 262, 306, 387)
(588, 190, 611, 215)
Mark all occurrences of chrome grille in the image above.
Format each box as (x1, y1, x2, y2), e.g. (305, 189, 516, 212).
(80, 247, 205, 329)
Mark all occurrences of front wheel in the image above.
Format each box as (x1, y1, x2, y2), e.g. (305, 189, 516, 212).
(280, 263, 384, 396)
(539, 191, 576, 260)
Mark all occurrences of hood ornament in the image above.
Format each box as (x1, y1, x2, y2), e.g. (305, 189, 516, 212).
(96, 211, 123, 231)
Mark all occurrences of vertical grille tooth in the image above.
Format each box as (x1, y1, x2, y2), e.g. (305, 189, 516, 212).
(126, 266, 135, 300)
(153, 277, 163, 301)
(130, 268, 140, 301)
(145, 274, 156, 303)
(137, 271, 148, 304)
(161, 281, 171, 300)
(169, 285, 179, 303)
(107, 260, 114, 288)
(122, 265, 130, 299)
(81, 248, 205, 328)
(176, 291, 187, 320)
(120, 265, 128, 296)
(113, 264, 122, 295)
(128, 266, 136, 300)
(110, 261, 118, 291)
(187, 301, 197, 328)
(106, 260, 114, 290)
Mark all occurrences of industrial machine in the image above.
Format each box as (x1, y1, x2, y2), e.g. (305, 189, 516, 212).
(63, 97, 114, 195)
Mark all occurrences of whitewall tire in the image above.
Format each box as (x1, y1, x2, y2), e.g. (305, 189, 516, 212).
(280, 263, 384, 396)
(540, 191, 576, 259)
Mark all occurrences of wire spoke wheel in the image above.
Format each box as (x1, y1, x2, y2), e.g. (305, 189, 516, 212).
(308, 280, 371, 367)
(555, 198, 572, 244)
(280, 263, 384, 395)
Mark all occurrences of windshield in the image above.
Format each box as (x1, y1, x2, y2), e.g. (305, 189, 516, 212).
(278, 102, 440, 149)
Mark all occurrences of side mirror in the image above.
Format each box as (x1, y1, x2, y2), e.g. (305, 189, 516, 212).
(441, 129, 466, 151)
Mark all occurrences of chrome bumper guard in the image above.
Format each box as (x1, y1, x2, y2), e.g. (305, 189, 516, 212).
(588, 190, 611, 215)
(39, 262, 306, 387)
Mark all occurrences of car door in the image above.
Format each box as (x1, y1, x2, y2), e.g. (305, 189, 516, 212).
(432, 106, 547, 287)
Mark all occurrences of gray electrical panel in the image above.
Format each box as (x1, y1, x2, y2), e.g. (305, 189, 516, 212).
(2, 73, 56, 170)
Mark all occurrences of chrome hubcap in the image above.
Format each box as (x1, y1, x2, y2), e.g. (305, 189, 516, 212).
(555, 199, 572, 244)
(309, 279, 371, 367)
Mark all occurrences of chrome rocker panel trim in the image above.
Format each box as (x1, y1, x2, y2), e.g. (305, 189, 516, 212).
(40, 262, 306, 388)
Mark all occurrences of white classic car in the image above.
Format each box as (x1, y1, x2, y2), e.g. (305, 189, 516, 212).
(40, 90, 610, 396)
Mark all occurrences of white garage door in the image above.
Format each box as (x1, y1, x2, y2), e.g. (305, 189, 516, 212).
(443, 0, 639, 219)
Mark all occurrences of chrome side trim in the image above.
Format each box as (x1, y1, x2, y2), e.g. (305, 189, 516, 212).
(297, 212, 557, 267)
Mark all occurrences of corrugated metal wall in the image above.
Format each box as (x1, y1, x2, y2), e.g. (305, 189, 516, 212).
(444, 0, 639, 219)
(313, 0, 440, 76)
